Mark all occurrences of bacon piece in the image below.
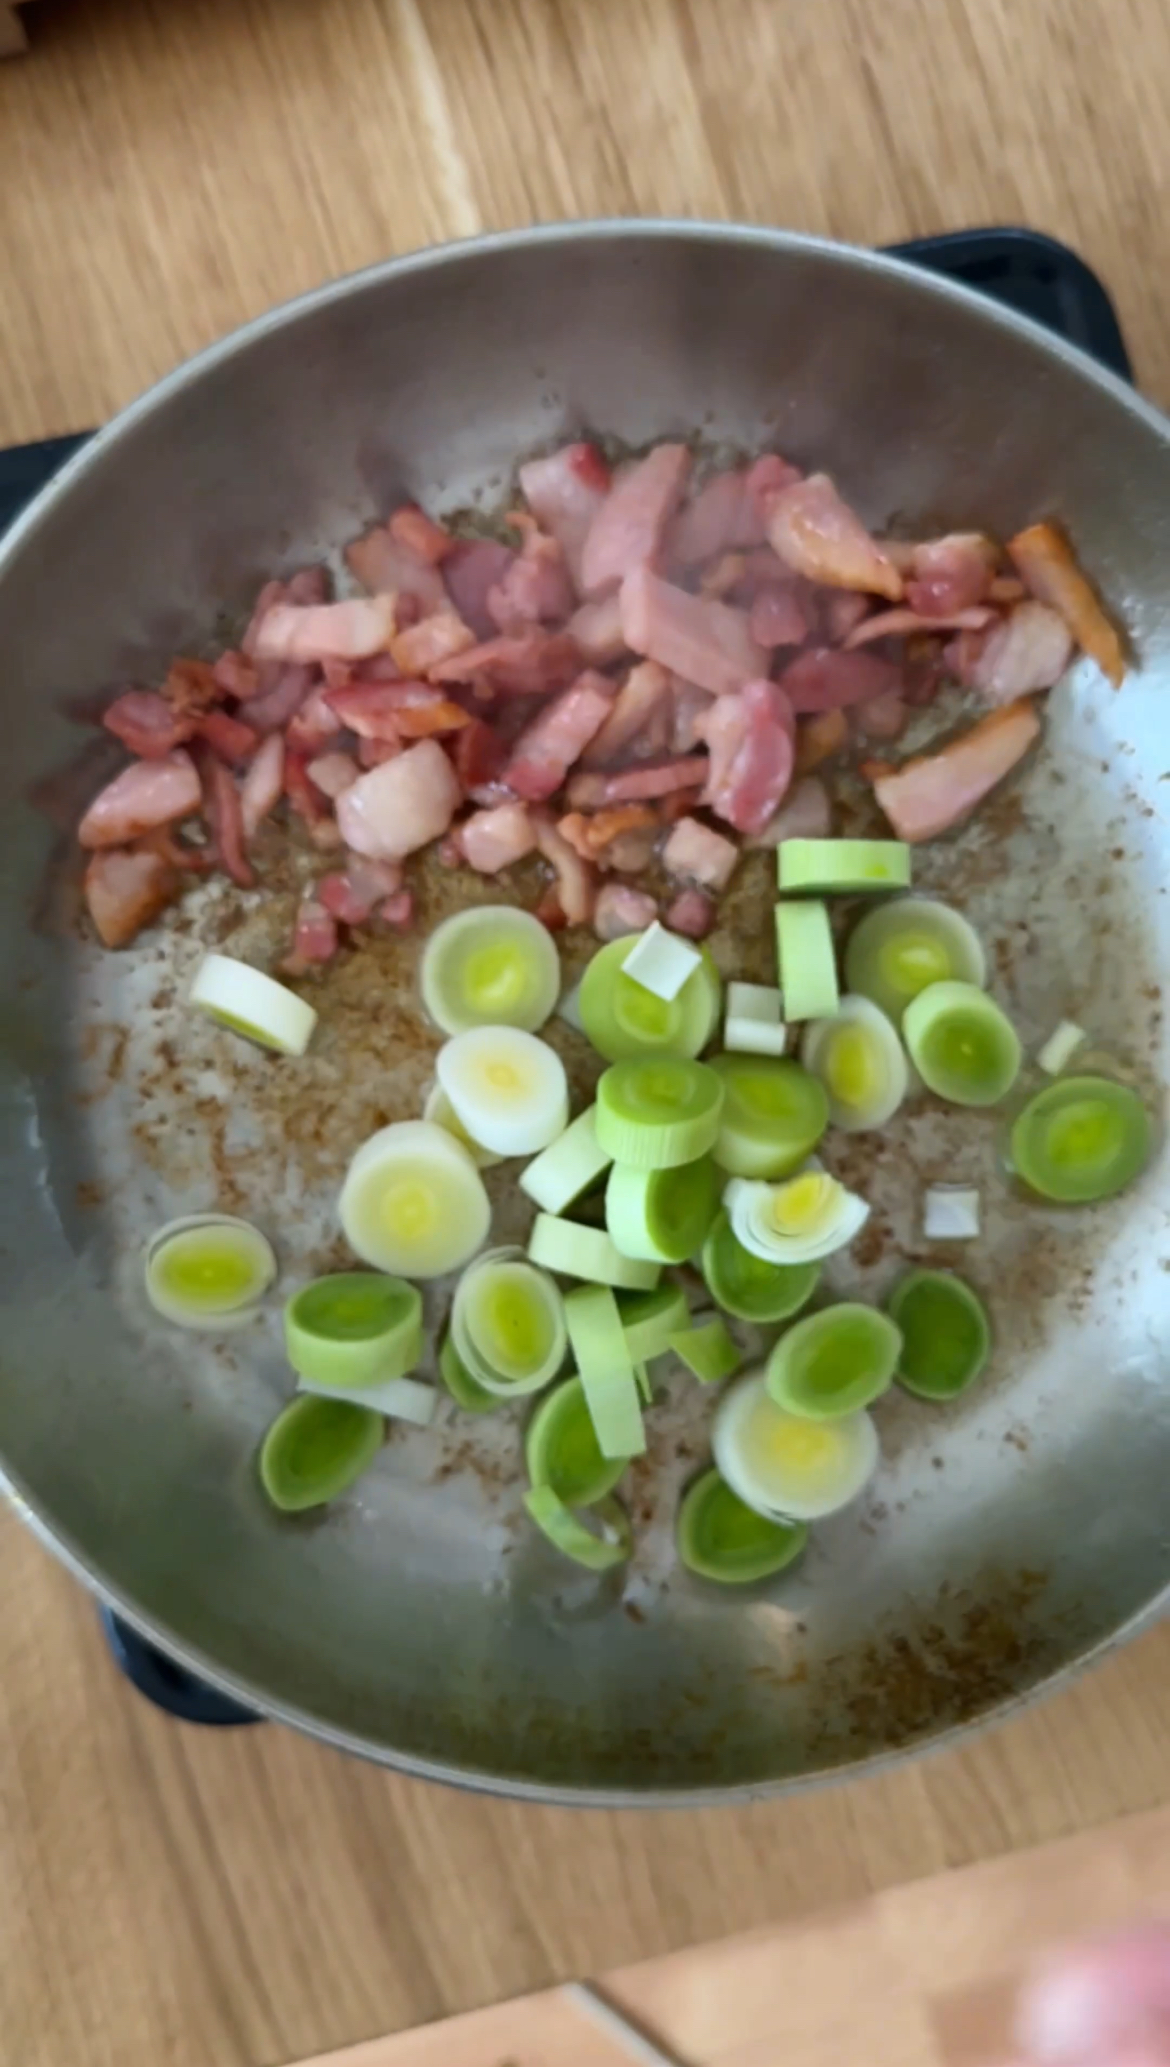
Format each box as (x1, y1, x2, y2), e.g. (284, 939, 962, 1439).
(670, 680, 715, 754)
(239, 732, 285, 838)
(78, 751, 202, 849)
(746, 775, 832, 848)
(904, 533, 997, 616)
(566, 592, 627, 666)
(794, 707, 849, 775)
(345, 525, 447, 612)
(556, 804, 658, 864)
(388, 504, 452, 565)
(195, 710, 260, 766)
(767, 474, 903, 601)
(667, 467, 771, 566)
(242, 569, 330, 657)
(256, 597, 396, 664)
(781, 646, 899, 712)
(460, 801, 537, 874)
(820, 590, 872, 645)
(581, 661, 671, 768)
(581, 443, 691, 599)
(664, 887, 716, 939)
(306, 750, 360, 800)
(699, 553, 748, 600)
(566, 755, 709, 810)
(245, 663, 316, 734)
(749, 584, 811, 649)
(519, 443, 611, 588)
(531, 809, 596, 927)
(430, 631, 582, 696)
(500, 673, 614, 802)
(904, 633, 948, 708)
(317, 856, 403, 924)
(285, 686, 344, 755)
(378, 888, 415, 931)
(336, 737, 462, 861)
(162, 657, 222, 717)
(852, 690, 909, 740)
(285, 747, 343, 849)
(621, 567, 765, 697)
(443, 540, 516, 639)
(745, 454, 803, 519)
(325, 681, 410, 740)
(202, 758, 254, 888)
(213, 650, 261, 701)
(83, 846, 180, 949)
(452, 716, 510, 798)
(594, 883, 658, 942)
(357, 738, 402, 770)
(103, 691, 195, 759)
(697, 678, 796, 837)
(969, 601, 1073, 703)
(487, 521, 575, 629)
(661, 815, 739, 892)
(989, 575, 1027, 604)
(390, 609, 476, 676)
(1007, 521, 1127, 686)
(392, 698, 471, 738)
(871, 699, 1042, 843)
(290, 899, 339, 965)
(843, 604, 993, 649)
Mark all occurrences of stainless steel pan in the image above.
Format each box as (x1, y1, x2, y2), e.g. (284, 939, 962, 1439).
(2, 223, 1169, 1805)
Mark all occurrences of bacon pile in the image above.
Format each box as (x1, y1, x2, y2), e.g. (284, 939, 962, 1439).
(74, 444, 1126, 958)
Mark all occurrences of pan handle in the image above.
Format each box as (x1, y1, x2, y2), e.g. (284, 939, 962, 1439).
(99, 1608, 262, 1727)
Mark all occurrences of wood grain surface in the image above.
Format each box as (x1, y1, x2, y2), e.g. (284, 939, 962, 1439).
(3, 4, 1170, 2067)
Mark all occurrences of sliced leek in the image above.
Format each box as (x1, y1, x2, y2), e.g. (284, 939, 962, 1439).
(621, 921, 702, 1002)
(801, 994, 908, 1131)
(724, 981, 787, 1056)
(421, 904, 561, 1035)
(885, 1269, 991, 1400)
(701, 1208, 820, 1324)
(778, 838, 911, 894)
(668, 1318, 740, 1385)
(725, 1167, 869, 1266)
(923, 1184, 981, 1240)
(452, 1252, 567, 1395)
(284, 1272, 422, 1389)
(604, 1154, 718, 1264)
(578, 932, 721, 1062)
(766, 1303, 901, 1419)
(519, 1106, 611, 1214)
(526, 1375, 630, 1504)
(439, 1331, 500, 1415)
(258, 1394, 382, 1513)
(528, 1213, 661, 1291)
(774, 901, 839, 1023)
(436, 1025, 568, 1157)
(339, 1120, 491, 1278)
(903, 981, 1021, 1107)
(190, 952, 317, 1056)
(564, 1282, 646, 1458)
(677, 1469, 808, 1585)
(422, 1082, 504, 1170)
(714, 1372, 878, 1522)
(616, 1283, 691, 1363)
(844, 896, 985, 1023)
(708, 1054, 828, 1179)
(296, 1371, 438, 1424)
(1037, 1020, 1088, 1076)
(524, 1486, 632, 1570)
(595, 1058, 724, 1169)
(1009, 1074, 1151, 1203)
(145, 1214, 276, 1332)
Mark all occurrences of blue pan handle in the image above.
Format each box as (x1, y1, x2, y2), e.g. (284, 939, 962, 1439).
(100, 1608, 261, 1726)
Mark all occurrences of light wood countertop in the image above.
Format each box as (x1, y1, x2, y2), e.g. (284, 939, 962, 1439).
(2, 4, 1170, 2065)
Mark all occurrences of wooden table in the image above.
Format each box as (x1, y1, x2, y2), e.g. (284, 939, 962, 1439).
(3, 3, 1170, 2064)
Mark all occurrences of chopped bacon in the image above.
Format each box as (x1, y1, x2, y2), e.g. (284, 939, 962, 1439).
(531, 809, 596, 927)
(430, 631, 582, 696)
(245, 664, 316, 734)
(594, 883, 658, 942)
(747, 775, 832, 848)
(285, 686, 344, 755)
(451, 715, 510, 797)
(242, 579, 285, 659)
(487, 521, 575, 628)
(78, 751, 202, 849)
(969, 601, 1073, 703)
(581, 443, 691, 598)
(202, 757, 255, 888)
(749, 584, 811, 649)
(767, 474, 903, 601)
(345, 525, 447, 613)
(903, 633, 948, 708)
(358, 737, 402, 770)
(661, 815, 739, 892)
(442, 539, 515, 639)
(242, 570, 330, 657)
(518, 443, 611, 587)
(212, 650, 261, 701)
(240, 732, 285, 838)
(667, 467, 770, 566)
(285, 747, 343, 849)
(871, 699, 1042, 843)
(989, 575, 1027, 604)
(390, 609, 476, 676)
(83, 846, 180, 948)
(336, 737, 462, 861)
(670, 679, 715, 754)
(904, 533, 997, 616)
(306, 750, 360, 800)
(392, 698, 472, 738)
(697, 678, 796, 837)
(781, 646, 900, 712)
(843, 604, 993, 649)
(195, 710, 260, 766)
(852, 690, 909, 741)
(557, 804, 658, 864)
(820, 590, 872, 645)
(699, 553, 748, 600)
(317, 856, 403, 924)
(1007, 521, 1127, 686)
(664, 887, 716, 938)
(378, 888, 415, 931)
(503, 672, 615, 802)
(460, 801, 537, 873)
(621, 567, 766, 696)
(103, 691, 195, 759)
(794, 707, 849, 775)
(325, 680, 413, 740)
(162, 657, 222, 717)
(256, 597, 396, 664)
(745, 454, 803, 520)
(581, 661, 671, 769)
(566, 755, 709, 810)
(388, 503, 453, 565)
(290, 899, 339, 965)
(567, 592, 627, 666)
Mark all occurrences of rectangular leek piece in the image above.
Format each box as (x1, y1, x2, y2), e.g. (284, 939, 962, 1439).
(621, 921, 702, 1002)
(564, 1283, 647, 1458)
(519, 1106, 611, 1215)
(527, 1212, 661, 1291)
(778, 838, 911, 894)
(775, 900, 839, 1022)
(667, 1318, 741, 1385)
(725, 980, 787, 1056)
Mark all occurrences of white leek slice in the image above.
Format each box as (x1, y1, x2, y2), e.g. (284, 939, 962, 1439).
(801, 994, 908, 1131)
(923, 1184, 981, 1240)
(528, 1213, 661, 1291)
(190, 952, 317, 1056)
(724, 981, 787, 1056)
(297, 1372, 437, 1424)
(1037, 1020, 1087, 1076)
(725, 1165, 869, 1265)
(519, 1106, 612, 1215)
(621, 922, 702, 1003)
(436, 1026, 569, 1158)
(422, 1083, 504, 1170)
(145, 1214, 276, 1331)
(564, 1283, 646, 1458)
(421, 905, 561, 1035)
(340, 1120, 491, 1278)
(524, 1487, 632, 1569)
(714, 1370, 879, 1522)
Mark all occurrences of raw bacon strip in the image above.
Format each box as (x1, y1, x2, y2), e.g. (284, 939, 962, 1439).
(240, 733, 285, 838)
(285, 748, 343, 850)
(336, 738, 462, 861)
(749, 585, 811, 649)
(968, 600, 1073, 703)
(667, 467, 770, 566)
(213, 650, 261, 701)
(697, 679, 796, 837)
(162, 657, 222, 716)
(83, 847, 180, 949)
(594, 884, 658, 941)
(317, 857, 403, 924)
(256, 598, 396, 664)
(345, 525, 447, 613)
(781, 646, 899, 712)
(451, 716, 510, 797)
(904, 533, 996, 616)
(503, 673, 615, 802)
(670, 680, 714, 754)
(430, 631, 582, 696)
(443, 540, 515, 639)
(390, 609, 476, 676)
(556, 804, 658, 862)
(793, 707, 848, 774)
(388, 504, 453, 564)
(580, 443, 691, 598)
(870, 699, 1042, 843)
(306, 751, 361, 800)
(581, 661, 671, 768)
(245, 664, 316, 734)
(195, 710, 260, 766)
(852, 691, 909, 740)
(531, 809, 596, 927)
(460, 802, 537, 873)
(487, 521, 575, 628)
(103, 691, 195, 759)
(566, 755, 709, 810)
(767, 474, 903, 600)
(621, 567, 766, 697)
(519, 443, 611, 588)
(290, 899, 339, 965)
(286, 686, 345, 755)
(664, 887, 716, 939)
(745, 454, 803, 520)
(392, 699, 472, 738)
(844, 605, 993, 649)
(1008, 521, 1128, 685)
(203, 757, 255, 888)
(661, 815, 739, 892)
(78, 751, 202, 849)
(378, 889, 415, 931)
(567, 593, 627, 666)
(746, 775, 832, 848)
(241, 567, 329, 657)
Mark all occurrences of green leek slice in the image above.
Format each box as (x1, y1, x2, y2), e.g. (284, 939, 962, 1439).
(258, 1395, 382, 1513)
(1010, 1074, 1151, 1202)
(284, 1273, 422, 1390)
(801, 994, 908, 1131)
(843, 897, 985, 1022)
(903, 981, 1021, 1107)
(677, 1469, 808, 1584)
(563, 1282, 646, 1458)
(144, 1214, 277, 1332)
(766, 1304, 902, 1420)
(616, 1284, 691, 1362)
(774, 901, 839, 1023)
(885, 1269, 991, 1399)
(708, 1054, 829, 1179)
(438, 1331, 500, 1414)
(525, 1376, 630, 1504)
(421, 904, 561, 1035)
(668, 1318, 740, 1385)
(519, 1106, 612, 1215)
(604, 1154, 719, 1263)
(523, 1487, 632, 1570)
(578, 933, 721, 1062)
(595, 1057, 724, 1169)
(452, 1254, 567, 1395)
(778, 838, 911, 894)
(527, 1213, 661, 1291)
(701, 1208, 820, 1323)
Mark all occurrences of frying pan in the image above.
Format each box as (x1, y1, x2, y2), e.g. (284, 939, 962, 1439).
(2, 223, 1169, 1805)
